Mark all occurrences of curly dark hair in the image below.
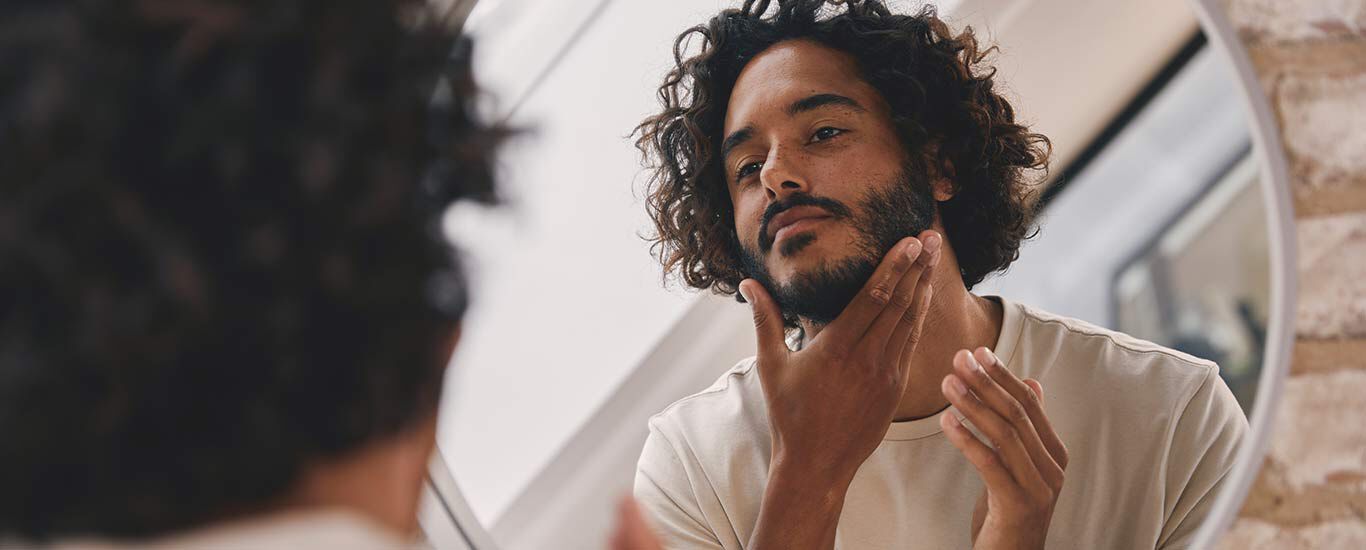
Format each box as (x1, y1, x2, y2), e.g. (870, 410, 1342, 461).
(0, 0, 504, 540)
(635, 0, 1051, 296)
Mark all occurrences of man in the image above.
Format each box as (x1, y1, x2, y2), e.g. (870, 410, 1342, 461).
(1, 1, 678, 545)
(631, 1, 1248, 549)
(0, 1, 503, 546)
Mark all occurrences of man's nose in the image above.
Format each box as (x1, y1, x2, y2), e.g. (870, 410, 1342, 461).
(759, 147, 810, 200)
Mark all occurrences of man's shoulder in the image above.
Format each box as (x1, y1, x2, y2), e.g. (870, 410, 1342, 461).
(647, 356, 767, 438)
(638, 357, 772, 494)
(1009, 301, 1247, 462)
(635, 359, 773, 547)
(1015, 302, 1217, 376)
(1008, 301, 1222, 416)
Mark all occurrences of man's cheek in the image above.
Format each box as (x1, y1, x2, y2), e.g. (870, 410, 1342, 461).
(740, 220, 763, 249)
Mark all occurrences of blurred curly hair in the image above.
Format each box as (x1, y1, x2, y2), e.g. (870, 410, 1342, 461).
(0, 0, 504, 540)
(635, 0, 1051, 296)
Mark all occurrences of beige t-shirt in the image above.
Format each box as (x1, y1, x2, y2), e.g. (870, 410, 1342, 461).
(634, 298, 1248, 550)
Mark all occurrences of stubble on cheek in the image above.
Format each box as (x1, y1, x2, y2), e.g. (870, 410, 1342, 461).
(777, 232, 817, 257)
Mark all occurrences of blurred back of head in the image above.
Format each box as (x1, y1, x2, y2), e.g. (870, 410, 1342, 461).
(0, 0, 502, 539)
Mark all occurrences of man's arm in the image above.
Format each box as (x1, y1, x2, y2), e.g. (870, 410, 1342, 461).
(740, 232, 940, 550)
(742, 461, 856, 550)
(1155, 365, 1248, 549)
(633, 233, 939, 550)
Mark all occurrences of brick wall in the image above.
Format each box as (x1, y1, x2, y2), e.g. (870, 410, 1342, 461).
(1218, 0, 1366, 546)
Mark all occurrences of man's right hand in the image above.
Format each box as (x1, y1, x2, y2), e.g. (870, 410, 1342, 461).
(742, 230, 940, 481)
(739, 230, 941, 550)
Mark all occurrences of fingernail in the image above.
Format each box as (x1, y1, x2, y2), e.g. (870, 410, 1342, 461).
(738, 283, 753, 303)
(905, 239, 922, 260)
(966, 352, 984, 373)
(976, 348, 996, 370)
(943, 413, 961, 429)
(924, 233, 942, 252)
(945, 374, 967, 396)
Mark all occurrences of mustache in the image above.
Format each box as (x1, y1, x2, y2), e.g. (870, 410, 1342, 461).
(758, 193, 853, 252)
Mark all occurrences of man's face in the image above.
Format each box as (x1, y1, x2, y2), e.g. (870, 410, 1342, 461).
(722, 39, 938, 325)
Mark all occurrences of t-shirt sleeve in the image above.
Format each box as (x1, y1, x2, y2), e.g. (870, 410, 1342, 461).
(1156, 364, 1249, 549)
(634, 417, 726, 550)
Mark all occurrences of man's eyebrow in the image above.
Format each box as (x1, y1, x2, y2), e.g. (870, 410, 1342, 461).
(720, 126, 754, 162)
(787, 93, 865, 116)
(720, 94, 862, 161)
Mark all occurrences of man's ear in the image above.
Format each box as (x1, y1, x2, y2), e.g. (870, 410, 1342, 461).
(932, 177, 955, 201)
(926, 153, 955, 201)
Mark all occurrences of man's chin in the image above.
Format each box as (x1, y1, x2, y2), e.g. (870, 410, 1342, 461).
(775, 231, 819, 258)
(740, 229, 881, 325)
(768, 247, 860, 283)
(766, 251, 880, 326)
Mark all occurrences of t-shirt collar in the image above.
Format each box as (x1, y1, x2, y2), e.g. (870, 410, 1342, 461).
(883, 295, 1022, 441)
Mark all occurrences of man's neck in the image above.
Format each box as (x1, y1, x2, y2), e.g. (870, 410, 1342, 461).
(802, 256, 1003, 422)
(282, 415, 438, 536)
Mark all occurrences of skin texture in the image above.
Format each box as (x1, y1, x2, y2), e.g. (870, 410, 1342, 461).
(720, 39, 1067, 549)
(287, 413, 439, 536)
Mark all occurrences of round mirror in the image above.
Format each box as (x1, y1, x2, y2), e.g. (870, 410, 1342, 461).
(424, 0, 1295, 547)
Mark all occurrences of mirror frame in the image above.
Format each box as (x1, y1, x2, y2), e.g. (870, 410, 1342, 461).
(421, 0, 1300, 547)
(1183, 0, 1296, 547)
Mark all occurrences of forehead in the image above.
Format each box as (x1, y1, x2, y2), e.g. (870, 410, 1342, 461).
(724, 39, 885, 133)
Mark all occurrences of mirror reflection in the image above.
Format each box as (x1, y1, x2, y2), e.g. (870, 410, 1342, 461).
(442, 0, 1271, 548)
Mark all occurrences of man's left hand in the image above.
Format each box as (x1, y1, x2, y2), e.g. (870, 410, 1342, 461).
(939, 347, 1069, 550)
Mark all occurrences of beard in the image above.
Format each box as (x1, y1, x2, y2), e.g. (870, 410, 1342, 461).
(737, 166, 938, 327)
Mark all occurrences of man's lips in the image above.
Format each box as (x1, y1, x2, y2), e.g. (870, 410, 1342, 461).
(766, 205, 834, 243)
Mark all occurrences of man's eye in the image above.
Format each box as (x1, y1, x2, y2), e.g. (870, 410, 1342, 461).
(736, 161, 763, 180)
(812, 127, 845, 142)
